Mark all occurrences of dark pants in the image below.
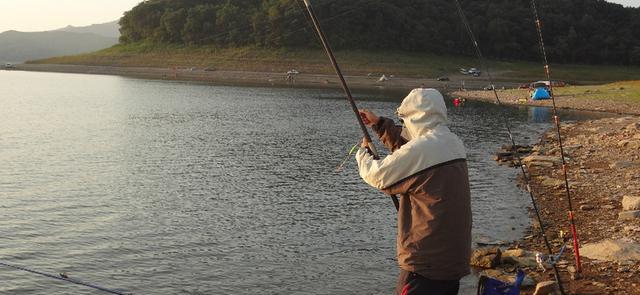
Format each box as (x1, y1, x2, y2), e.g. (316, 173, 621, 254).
(396, 270, 460, 295)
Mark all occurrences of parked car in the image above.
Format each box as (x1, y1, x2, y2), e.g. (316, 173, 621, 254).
(483, 84, 495, 90)
(527, 80, 566, 89)
(4, 63, 15, 69)
(436, 76, 450, 81)
(468, 68, 481, 76)
(531, 82, 550, 91)
(287, 69, 300, 75)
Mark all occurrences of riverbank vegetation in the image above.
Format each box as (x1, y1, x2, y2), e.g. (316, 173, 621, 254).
(114, 0, 640, 66)
(32, 0, 640, 83)
(30, 44, 640, 84)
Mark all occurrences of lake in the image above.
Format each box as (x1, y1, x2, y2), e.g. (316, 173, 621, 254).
(0, 71, 612, 294)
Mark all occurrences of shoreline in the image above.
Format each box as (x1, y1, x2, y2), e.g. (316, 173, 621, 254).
(518, 117, 640, 294)
(451, 88, 640, 116)
(476, 117, 640, 294)
(11, 63, 517, 93)
(10, 63, 640, 116)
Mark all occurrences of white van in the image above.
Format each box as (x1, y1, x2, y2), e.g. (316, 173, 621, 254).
(4, 63, 15, 69)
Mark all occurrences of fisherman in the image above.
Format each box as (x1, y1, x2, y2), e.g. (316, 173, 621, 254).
(357, 88, 471, 295)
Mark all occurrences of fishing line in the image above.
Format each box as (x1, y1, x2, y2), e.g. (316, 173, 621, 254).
(335, 144, 359, 172)
(0, 261, 132, 295)
(453, 0, 567, 293)
(530, 0, 582, 273)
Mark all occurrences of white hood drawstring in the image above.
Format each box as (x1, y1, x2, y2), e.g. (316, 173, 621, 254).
(356, 88, 467, 189)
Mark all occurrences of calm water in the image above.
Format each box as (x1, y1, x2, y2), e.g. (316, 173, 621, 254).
(0, 71, 612, 294)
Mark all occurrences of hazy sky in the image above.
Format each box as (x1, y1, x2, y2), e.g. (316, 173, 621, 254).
(0, 0, 638, 33)
(0, 0, 141, 33)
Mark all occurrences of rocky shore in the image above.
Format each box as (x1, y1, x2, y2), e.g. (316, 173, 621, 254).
(473, 116, 640, 294)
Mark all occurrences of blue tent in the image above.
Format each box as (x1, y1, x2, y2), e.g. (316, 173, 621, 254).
(531, 87, 551, 100)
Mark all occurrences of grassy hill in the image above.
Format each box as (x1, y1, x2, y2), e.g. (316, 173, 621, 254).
(30, 43, 640, 84)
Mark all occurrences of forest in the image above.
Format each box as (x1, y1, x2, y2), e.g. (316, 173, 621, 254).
(118, 0, 640, 65)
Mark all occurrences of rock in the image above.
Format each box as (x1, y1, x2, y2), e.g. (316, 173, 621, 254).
(567, 266, 576, 273)
(580, 205, 595, 211)
(617, 267, 631, 273)
(502, 249, 527, 257)
(580, 239, 640, 262)
(625, 122, 640, 130)
(541, 177, 565, 188)
(475, 236, 509, 246)
(610, 161, 635, 169)
(592, 282, 607, 288)
(471, 247, 502, 268)
(528, 161, 554, 168)
(623, 226, 640, 233)
(622, 195, 640, 211)
(533, 281, 559, 295)
(571, 272, 582, 280)
(522, 155, 562, 167)
(532, 146, 545, 154)
(617, 140, 630, 147)
(602, 205, 616, 210)
(501, 255, 538, 268)
(619, 210, 640, 220)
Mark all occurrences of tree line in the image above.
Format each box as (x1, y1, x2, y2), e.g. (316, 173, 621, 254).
(119, 0, 640, 65)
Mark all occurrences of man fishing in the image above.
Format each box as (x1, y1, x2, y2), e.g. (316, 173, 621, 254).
(356, 88, 472, 295)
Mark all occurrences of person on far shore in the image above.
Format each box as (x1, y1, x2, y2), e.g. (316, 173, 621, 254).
(356, 88, 472, 295)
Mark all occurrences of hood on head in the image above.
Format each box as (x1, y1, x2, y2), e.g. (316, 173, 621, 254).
(396, 88, 448, 139)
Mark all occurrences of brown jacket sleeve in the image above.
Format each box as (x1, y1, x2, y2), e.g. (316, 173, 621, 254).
(372, 117, 407, 153)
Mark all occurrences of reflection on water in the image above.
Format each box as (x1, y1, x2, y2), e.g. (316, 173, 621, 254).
(529, 106, 552, 123)
(0, 71, 614, 294)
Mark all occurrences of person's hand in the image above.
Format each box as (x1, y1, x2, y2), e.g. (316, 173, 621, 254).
(358, 109, 379, 127)
(361, 137, 370, 149)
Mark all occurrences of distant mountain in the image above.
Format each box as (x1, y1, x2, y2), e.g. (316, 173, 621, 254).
(55, 20, 120, 38)
(0, 30, 117, 63)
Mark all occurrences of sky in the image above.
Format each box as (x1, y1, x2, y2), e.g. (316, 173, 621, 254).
(0, 0, 638, 33)
(0, 0, 142, 33)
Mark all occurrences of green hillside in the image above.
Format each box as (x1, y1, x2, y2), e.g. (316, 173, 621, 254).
(115, 0, 640, 65)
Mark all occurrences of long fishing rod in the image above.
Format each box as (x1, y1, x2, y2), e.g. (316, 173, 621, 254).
(301, 0, 399, 211)
(530, 0, 582, 274)
(452, 0, 567, 293)
(0, 261, 131, 295)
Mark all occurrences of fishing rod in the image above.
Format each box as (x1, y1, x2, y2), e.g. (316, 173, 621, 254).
(530, 0, 582, 274)
(0, 261, 131, 295)
(452, 0, 567, 293)
(301, 0, 399, 211)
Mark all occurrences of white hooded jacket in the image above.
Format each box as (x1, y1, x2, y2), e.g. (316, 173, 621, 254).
(356, 88, 467, 189)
